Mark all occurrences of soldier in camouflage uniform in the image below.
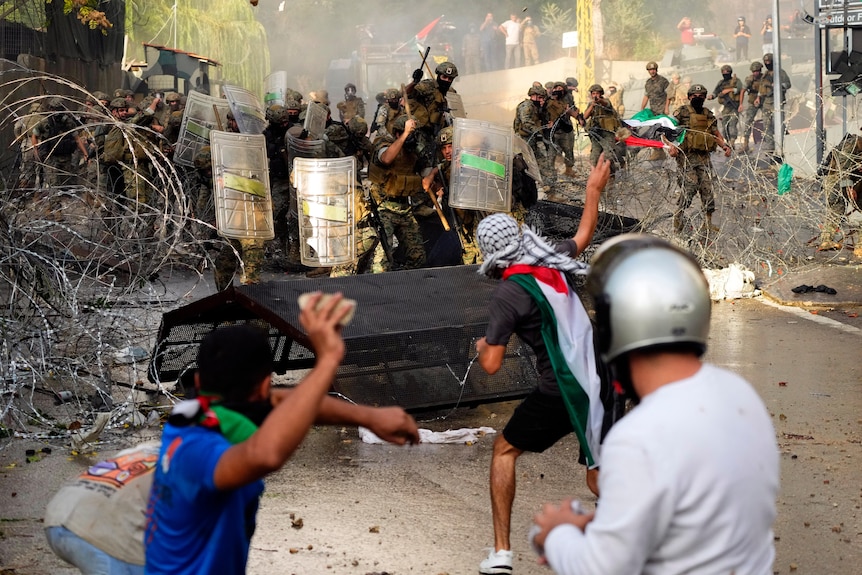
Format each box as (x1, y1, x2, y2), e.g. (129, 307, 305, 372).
(373, 88, 403, 141)
(739, 61, 765, 153)
(336, 83, 366, 123)
(368, 115, 427, 271)
(514, 85, 553, 180)
(546, 82, 579, 178)
(759, 52, 791, 159)
(208, 123, 266, 289)
(31, 97, 89, 187)
(422, 126, 483, 265)
(818, 133, 862, 250)
(406, 60, 458, 138)
(583, 84, 623, 174)
(328, 121, 383, 276)
(669, 84, 733, 234)
(607, 82, 625, 117)
(263, 105, 293, 263)
(709, 65, 743, 149)
(641, 61, 670, 115)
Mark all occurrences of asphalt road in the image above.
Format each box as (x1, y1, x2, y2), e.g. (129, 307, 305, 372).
(1, 295, 860, 575)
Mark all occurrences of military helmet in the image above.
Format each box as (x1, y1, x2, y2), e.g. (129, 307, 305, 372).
(347, 116, 368, 137)
(109, 97, 127, 110)
(344, 82, 357, 91)
(414, 79, 436, 99)
(435, 61, 459, 78)
(646, 61, 658, 70)
(391, 114, 413, 133)
(384, 88, 400, 101)
(687, 84, 708, 97)
(265, 104, 282, 122)
(113, 88, 133, 99)
(284, 98, 301, 112)
(325, 123, 349, 143)
(438, 126, 454, 145)
(566, 77, 578, 88)
(274, 106, 295, 124)
(165, 91, 181, 103)
(588, 84, 604, 95)
(750, 61, 763, 72)
(286, 88, 303, 103)
(194, 146, 212, 170)
(586, 234, 711, 362)
(720, 64, 733, 74)
(544, 81, 555, 91)
(553, 81, 567, 91)
(527, 85, 548, 97)
(92, 91, 109, 103)
(47, 97, 64, 110)
(762, 53, 773, 64)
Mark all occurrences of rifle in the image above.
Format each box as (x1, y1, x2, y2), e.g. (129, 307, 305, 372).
(364, 187, 394, 266)
(402, 83, 450, 231)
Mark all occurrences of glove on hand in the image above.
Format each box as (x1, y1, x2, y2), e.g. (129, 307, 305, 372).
(412, 68, 423, 83)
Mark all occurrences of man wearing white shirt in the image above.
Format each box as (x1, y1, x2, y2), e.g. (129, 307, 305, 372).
(499, 13, 522, 69)
(531, 235, 780, 575)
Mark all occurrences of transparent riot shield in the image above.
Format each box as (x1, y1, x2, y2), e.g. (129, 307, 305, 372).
(264, 71, 288, 106)
(446, 92, 467, 119)
(449, 117, 513, 213)
(513, 135, 543, 186)
(210, 131, 274, 240)
(303, 102, 329, 140)
(293, 156, 355, 267)
(223, 84, 267, 135)
(173, 91, 231, 167)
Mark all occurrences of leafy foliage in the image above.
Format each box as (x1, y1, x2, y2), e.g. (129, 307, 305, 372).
(540, 2, 575, 59)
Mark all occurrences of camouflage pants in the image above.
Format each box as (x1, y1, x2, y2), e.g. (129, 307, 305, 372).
(589, 130, 621, 173)
(551, 130, 575, 169)
(675, 152, 716, 215)
(43, 155, 77, 188)
(373, 200, 426, 271)
(330, 225, 381, 276)
(214, 237, 265, 291)
(719, 107, 740, 143)
(270, 178, 291, 252)
(122, 160, 152, 206)
(741, 105, 762, 141)
(820, 175, 862, 241)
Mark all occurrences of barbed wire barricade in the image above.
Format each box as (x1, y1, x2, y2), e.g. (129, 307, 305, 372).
(0, 68, 230, 450)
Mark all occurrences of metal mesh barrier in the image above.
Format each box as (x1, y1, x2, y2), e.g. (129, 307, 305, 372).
(149, 266, 538, 412)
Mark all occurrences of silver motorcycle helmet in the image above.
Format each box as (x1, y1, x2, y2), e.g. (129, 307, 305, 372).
(586, 234, 711, 362)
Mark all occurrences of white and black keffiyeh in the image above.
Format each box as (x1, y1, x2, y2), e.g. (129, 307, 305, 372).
(476, 213, 589, 277)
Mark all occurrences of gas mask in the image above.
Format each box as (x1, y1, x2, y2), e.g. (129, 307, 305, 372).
(552, 90, 565, 99)
(691, 97, 706, 111)
(437, 78, 452, 95)
(387, 100, 400, 110)
(764, 63, 773, 71)
(722, 73, 732, 81)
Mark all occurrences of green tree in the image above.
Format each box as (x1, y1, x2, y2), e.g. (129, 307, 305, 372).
(539, 2, 575, 60)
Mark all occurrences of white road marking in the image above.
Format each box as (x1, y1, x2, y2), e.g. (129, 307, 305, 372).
(758, 297, 862, 336)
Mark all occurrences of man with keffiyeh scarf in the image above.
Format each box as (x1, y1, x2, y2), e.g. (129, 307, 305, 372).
(475, 155, 612, 575)
(144, 300, 419, 574)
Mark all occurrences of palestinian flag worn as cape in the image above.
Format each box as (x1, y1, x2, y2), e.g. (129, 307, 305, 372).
(503, 265, 604, 468)
(622, 109, 685, 148)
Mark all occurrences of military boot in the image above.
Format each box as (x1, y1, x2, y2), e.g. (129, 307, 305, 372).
(563, 165, 576, 178)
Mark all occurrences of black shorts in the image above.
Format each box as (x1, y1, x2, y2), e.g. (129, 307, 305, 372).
(503, 389, 574, 453)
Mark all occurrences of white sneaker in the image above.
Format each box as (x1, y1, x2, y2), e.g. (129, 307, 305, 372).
(479, 548, 513, 574)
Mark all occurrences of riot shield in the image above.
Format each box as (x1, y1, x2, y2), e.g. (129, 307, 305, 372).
(446, 92, 467, 119)
(293, 156, 356, 266)
(210, 131, 274, 240)
(513, 135, 543, 185)
(303, 102, 329, 140)
(264, 71, 288, 106)
(223, 84, 267, 135)
(173, 91, 231, 167)
(449, 117, 513, 213)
